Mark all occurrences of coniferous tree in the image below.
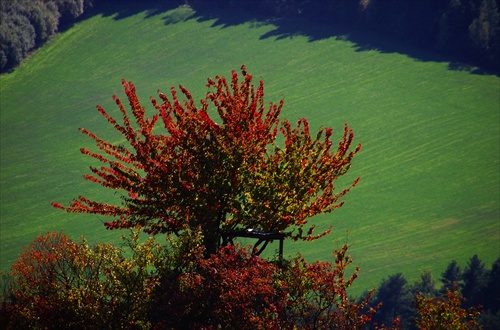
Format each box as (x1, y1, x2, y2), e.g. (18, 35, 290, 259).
(441, 259, 463, 293)
(483, 258, 500, 314)
(461, 254, 488, 308)
(412, 269, 438, 298)
(370, 273, 413, 328)
(478, 258, 500, 329)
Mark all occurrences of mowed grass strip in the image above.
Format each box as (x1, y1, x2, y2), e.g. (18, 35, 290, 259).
(1, 4, 498, 294)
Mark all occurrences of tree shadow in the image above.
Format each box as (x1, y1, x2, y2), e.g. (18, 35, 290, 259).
(95, 1, 182, 20)
(78, 1, 498, 77)
(191, 3, 499, 76)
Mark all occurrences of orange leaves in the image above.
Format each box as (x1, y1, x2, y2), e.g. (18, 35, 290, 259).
(415, 287, 482, 329)
(241, 115, 360, 241)
(276, 243, 378, 329)
(53, 66, 361, 256)
(156, 243, 376, 329)
(3, 231, 164, 328)
(52, 196, 127, 218)
(178, 245, 280, 328)
(3, 233, 376, 328)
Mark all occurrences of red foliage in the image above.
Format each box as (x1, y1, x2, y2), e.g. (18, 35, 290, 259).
(280, 244, 379, 329)
(415, 286, 482, 329)
(52, 65, 361, 254)
(158, 245, 282, 329)
(150, 243, 377, 329)
(2, 233, 376, 329)
(1, 232, 161, 329)
(42, 66, 367, 328)
(2, 233, 88, 328)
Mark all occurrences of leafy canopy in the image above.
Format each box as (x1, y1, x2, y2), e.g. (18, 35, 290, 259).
(53, 65, 361, 254)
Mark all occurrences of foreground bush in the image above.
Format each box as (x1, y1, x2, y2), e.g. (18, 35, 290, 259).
(1, 231, 161, 329)
(415, 287, 482, 329)
(1, 232, 377, 329)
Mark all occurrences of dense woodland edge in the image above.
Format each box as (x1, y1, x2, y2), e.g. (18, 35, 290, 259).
(1, 0, 499, 74)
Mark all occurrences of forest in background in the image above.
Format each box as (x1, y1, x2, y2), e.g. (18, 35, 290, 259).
(193, 0, 500, 73)
(364, 255, 500, 329)
(1, 0, 499, 74)
(0, 0, 95, 72)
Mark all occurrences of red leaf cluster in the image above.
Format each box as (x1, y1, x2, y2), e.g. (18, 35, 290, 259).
(53, 66, 361, 254)
(149, 243, 377, 329)
(2, 233, 377, 329)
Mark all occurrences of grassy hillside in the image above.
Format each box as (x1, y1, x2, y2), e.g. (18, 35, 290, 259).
(1, 3, 498, 294)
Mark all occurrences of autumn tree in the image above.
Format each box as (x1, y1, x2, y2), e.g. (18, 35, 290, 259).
(53, 65, 361, 256)
(1, 231, 162, 329)
(415, 286, 482, 330)
(279, 244, 378, 329)
(38, 66, 377, 328)
(1, 231, 379, 329)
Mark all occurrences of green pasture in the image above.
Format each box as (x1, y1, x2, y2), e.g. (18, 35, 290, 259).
(1, 3, 498, 294)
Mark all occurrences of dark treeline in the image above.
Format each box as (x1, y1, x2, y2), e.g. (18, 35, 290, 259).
(362, 255, 500, 329)
(0, 0, 95, 72)
(191, 0, 500, 73)
(1, 0, 499, 73)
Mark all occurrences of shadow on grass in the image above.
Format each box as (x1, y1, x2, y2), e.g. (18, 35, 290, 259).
(79, 0, 498, 77)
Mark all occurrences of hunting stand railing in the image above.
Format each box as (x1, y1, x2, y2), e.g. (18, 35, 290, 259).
(221, 229, 285, 263)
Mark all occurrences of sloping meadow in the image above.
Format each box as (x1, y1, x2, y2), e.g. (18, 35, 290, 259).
(1, 2, 498, 294)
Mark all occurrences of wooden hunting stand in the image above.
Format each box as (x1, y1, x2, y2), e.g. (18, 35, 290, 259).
(221, 229, 285, 263)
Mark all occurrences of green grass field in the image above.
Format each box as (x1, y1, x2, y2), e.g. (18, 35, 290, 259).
(1, 3, 499, 294)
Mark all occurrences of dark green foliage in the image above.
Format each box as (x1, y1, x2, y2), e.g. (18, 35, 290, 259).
(344, 0, 499, 71)
(366, 256, 499, 329)
(369, 273, 414, 328)
(53, 0, 86, 22)
(0, 11, 35, 71)
(0, 0, 95, 72)
(441, 259, 463, 293)
(461, 254, 489, 308)
(188, 0, 500, 72)
(412, 270, 438, 298)
(468, 0, 500, 66)
(483, 258, 500, 314)
(480, 259, 500, 329)
(2, 0, 498, 73)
